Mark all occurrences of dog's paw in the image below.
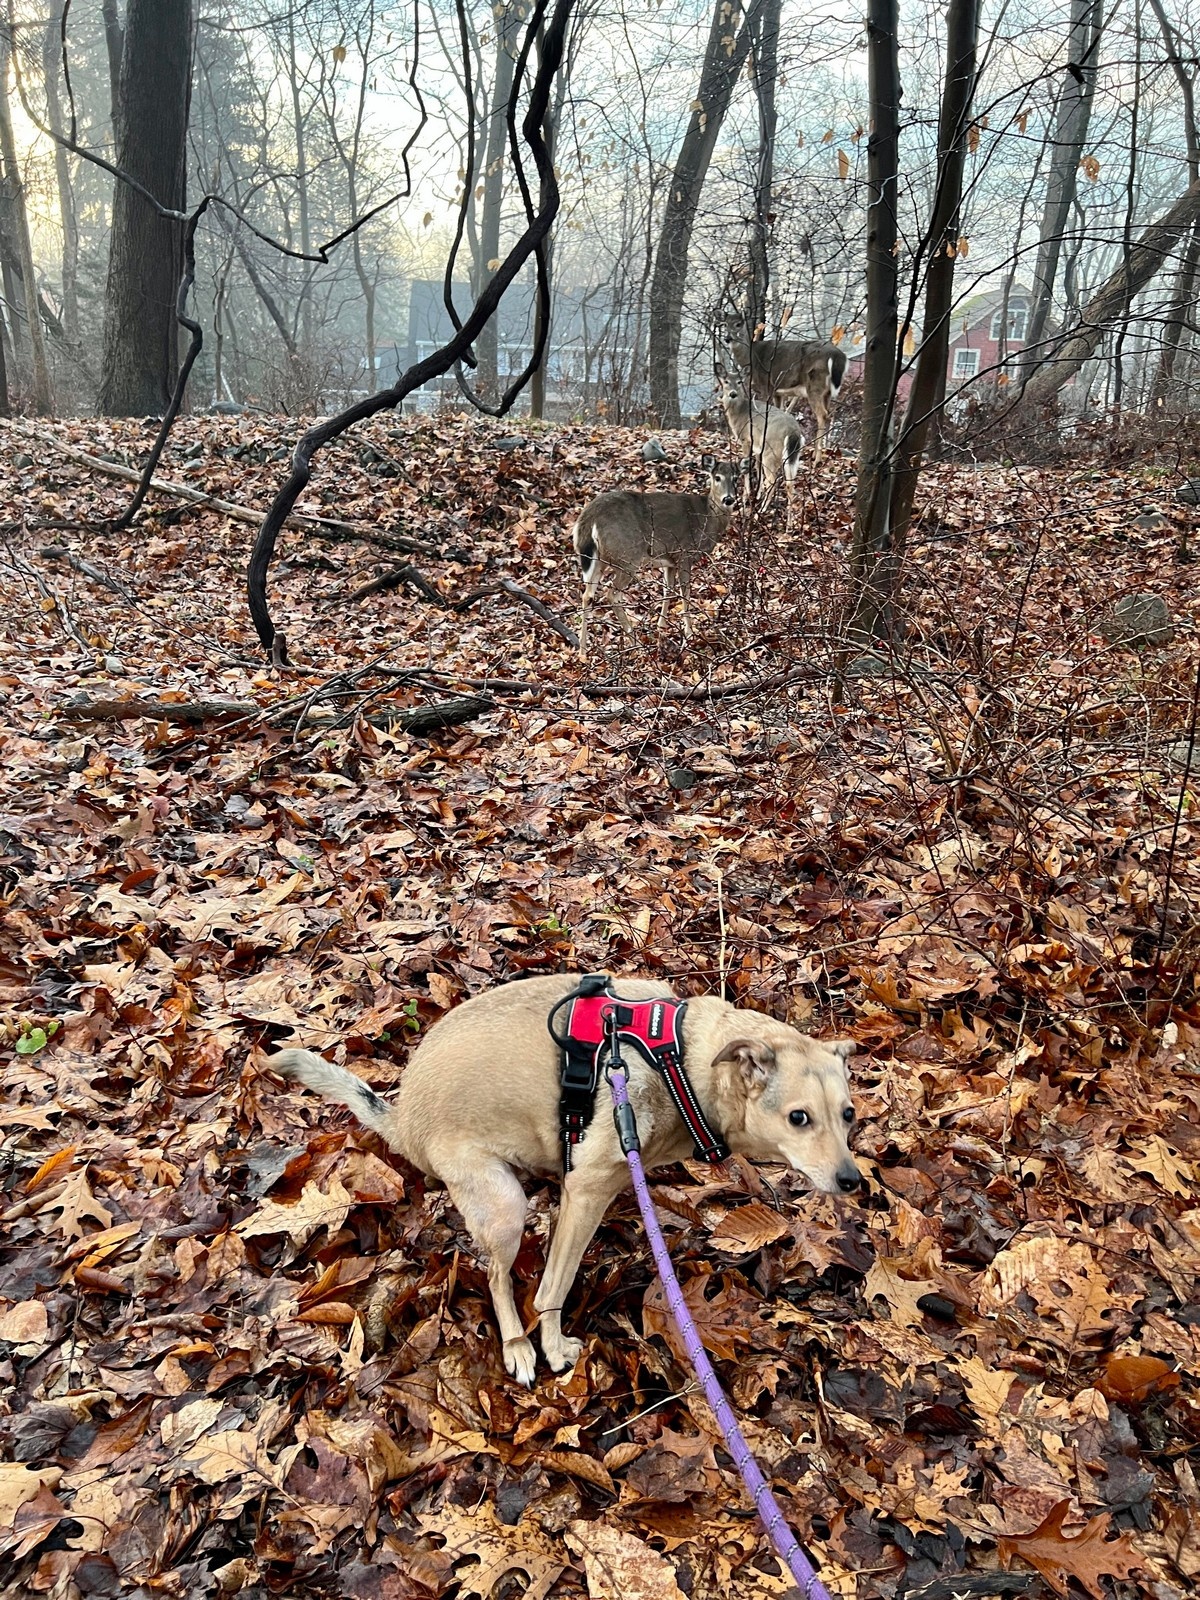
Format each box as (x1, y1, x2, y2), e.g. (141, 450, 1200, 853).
(544, 1334, 584, 1374)
(503, 1336, 537, 1386)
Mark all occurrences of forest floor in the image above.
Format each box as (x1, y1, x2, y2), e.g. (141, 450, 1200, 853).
(0, 409, 1199, 1600)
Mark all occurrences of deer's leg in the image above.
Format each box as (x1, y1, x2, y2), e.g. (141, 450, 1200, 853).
(609, 567, 635, 635)
(657, 565, 676, 630)
(678, 561, 694, 637)
(810, 387, 829, 455)
(578, 560, 604, 658)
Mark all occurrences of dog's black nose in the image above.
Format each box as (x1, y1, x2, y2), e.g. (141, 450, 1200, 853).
(837, 1167, 861, 1193)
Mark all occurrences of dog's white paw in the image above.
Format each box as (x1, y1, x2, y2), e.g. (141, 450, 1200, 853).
(544, 1334, 584, 1374)
(503, 1336, 537, 1386)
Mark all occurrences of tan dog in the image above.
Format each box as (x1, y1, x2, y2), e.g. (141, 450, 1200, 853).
(270, 973, 861, 1385)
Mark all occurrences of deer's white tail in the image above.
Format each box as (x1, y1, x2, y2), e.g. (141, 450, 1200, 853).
(574, 517, 599, 584)
(270, 1048, 394, 1140)
(784, 434, 804, 482)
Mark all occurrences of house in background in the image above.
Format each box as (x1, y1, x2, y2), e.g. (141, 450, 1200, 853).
(945, 285, 1038, 392)
(393, 279, 641, 417)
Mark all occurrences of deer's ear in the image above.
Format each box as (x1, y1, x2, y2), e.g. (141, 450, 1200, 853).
(700, 452, 714, 469)
(741, 458, 752, 475)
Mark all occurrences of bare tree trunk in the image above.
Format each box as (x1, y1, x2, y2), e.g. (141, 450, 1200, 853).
(846, 0, 900, 645)
(1148, 0, 1198, 409)
(101, 0, 123, 130)
(42, 3, 79, 343)
(1022, 179, 1200, 409)
(0, 302, 9, 416)
(98, 0, 193, 416)
(889, 0, 980, 549)
(0, 24, 53, 414)
(529, 25, 565, 422)
(647, 0, 765, 427)
(1023, 0, 1104, 371)
(286, 8, 313, 352)
(1112, 0, 1142, 411)
(747, 0, 781, 335)
(475, 2, 521, 405)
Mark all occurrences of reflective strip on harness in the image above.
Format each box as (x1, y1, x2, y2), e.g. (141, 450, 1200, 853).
(553, 982, 729, 1171)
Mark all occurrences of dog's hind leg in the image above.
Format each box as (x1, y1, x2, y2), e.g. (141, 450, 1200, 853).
(535, 1161, 628, 1373)
(436, 1153, 537, 1385)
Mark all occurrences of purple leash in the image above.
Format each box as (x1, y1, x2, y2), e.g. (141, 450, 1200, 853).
(604, 1040, 836, 1600)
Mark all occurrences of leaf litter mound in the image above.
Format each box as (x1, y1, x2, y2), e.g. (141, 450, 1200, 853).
(0, 411, 1198, 1599)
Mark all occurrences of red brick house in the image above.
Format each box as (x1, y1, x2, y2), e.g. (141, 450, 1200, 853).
(945, 285, 1038, 393)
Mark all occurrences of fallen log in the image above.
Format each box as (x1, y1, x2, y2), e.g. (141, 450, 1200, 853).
(57, 691, 494, 734)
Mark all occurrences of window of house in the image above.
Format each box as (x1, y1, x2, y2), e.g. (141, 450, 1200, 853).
(953, 347, 980, 379)
(990, 301, 1028, 342)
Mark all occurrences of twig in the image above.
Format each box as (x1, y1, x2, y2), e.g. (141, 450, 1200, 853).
(2, 544, 93, 654)
(38, 544, 137, 599)
(346, 564, 445, 605)
(5, 423, 447, 557)
(454, 577, 579, 648)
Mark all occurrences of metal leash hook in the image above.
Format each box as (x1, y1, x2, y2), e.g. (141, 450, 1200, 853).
(602, 1004, 641, 1156)
(605, 1060, 836, 1600)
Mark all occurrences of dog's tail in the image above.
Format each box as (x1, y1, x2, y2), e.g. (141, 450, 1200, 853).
(783, 432, 804, 483)
(573, 517, 598, 584)
(270, 1048, 394, 1141)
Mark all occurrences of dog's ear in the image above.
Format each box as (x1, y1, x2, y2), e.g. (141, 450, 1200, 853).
(826, 1040, 855, 1064)
(711, 1037, 777, 1093)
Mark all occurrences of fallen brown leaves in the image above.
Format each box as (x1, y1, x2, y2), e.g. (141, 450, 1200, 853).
(0, 412, 1198, 1598)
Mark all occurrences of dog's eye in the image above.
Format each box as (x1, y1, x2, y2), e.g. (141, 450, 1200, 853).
(843, 1107, 855, 1124)
(788, 1110, 809, 1127)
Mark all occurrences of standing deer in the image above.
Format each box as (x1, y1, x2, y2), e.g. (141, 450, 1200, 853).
(573, 457, 742, 654)
(716, 372, 804, 498)
(722, 316, 847, 452)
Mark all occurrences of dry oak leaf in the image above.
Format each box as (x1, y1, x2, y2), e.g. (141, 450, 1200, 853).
(0, 1465, 62, 1529)
(958, 1356, 1016, 1426)
(978, 1235, 1118, 1341)
(235, 1175, 354, 1247)
(0, 1299, 49, 1350)
(707, 1200, 789, 1254)
(44, 1168, 112, 1241)
(998, 1500, 1144, 1598)
(564, 1519, 686, 1600)
(862, 1255, 931, 1329)
(417, 1501, 564, 1600)
(643, 1269, 760, 1362)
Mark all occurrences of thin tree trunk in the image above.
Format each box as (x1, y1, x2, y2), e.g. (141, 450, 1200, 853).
(0, 24, 53, 414)
(647, 0, 766, 427)
(1147, 0, 1198, 408)
(530, 30, 564, 421)
(0, 302, 9, 416)
(286, 9, 313, 351)
(1023, 0, 1104, 372)
(747, 0, 781, 335)
(1022, 178, 1200, 409)
(101, 0, 122, 131)
(42, 3, 79, 343)
(889, 0, 979, 551)
(475, 2, 521, 405)
(98, 0, 193, 416)
(846, 0, 900, 644)
(1111, 0, 1140, 412)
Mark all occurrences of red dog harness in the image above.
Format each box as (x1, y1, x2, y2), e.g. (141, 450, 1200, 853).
(548, 975, 730, 1173)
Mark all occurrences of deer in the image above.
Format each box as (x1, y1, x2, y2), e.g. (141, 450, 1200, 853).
(716, 370, 805, 500)
(722, 315, 847, 453)
(573, 456, 742, 655)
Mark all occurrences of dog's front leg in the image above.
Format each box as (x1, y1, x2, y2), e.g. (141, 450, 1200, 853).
(535, 1161, 628, 1373)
